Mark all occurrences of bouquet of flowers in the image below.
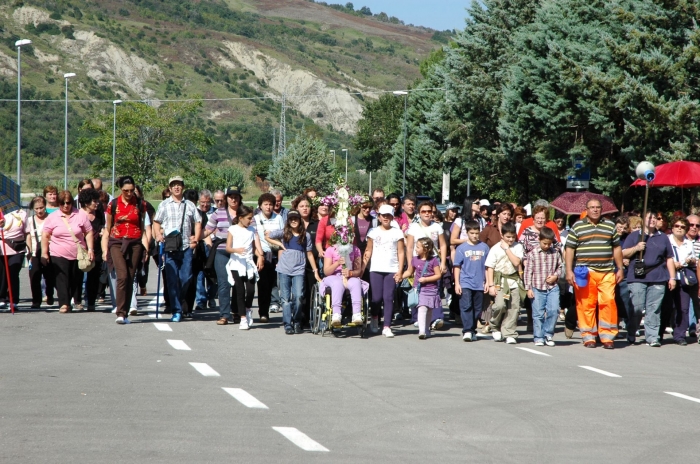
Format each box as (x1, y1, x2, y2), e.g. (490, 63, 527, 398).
(327, 185, 366, 286)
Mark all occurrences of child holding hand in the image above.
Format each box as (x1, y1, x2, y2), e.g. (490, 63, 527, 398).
(403, 237, 443, 339)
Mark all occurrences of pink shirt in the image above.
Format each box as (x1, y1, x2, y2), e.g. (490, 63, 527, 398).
(43, 208, 93, 260)
(0, 210, 27, 256)
(325, 245, 361, 276)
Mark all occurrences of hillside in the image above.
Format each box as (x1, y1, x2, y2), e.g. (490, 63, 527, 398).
(0, 0, 442, 190)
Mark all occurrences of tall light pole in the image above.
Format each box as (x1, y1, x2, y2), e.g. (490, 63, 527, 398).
(393, 90, 408, 196)
(63, 73, 76, 190)
(112, 100, 122, 197)
(15, 39, 31, 188)
(342, 149, 348, 183)
(330, 149, 336, 166)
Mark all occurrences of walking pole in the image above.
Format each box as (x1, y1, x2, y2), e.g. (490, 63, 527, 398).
(0, 211, 16, 314)
(155, 242, 164, 319)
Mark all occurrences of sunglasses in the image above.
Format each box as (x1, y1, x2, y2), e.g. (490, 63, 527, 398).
(62, 201, 72, 205)
(689, 223, 699, 227)
(122, 188, 135, 193)
(420, 210, 432, 214)
(656, 216, 664, 220)
(673, 224, 687, 229)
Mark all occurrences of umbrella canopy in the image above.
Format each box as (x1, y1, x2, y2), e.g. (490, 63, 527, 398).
(550, 192, 618, 215)
(0, 173, 21, 213)
(631, 160, 700, 188)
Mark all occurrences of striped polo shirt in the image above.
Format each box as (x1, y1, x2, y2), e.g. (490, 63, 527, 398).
(565, 217, 620, 271)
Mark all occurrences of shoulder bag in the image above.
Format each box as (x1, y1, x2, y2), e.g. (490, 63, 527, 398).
(407, 259, 430, 309)
(164, 203, 186, 252)
(61, 216, 94, 272)
(673, 245, 698, 288)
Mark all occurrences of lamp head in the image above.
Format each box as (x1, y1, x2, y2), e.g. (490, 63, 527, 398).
(15, 39, 32, 47)
(635, 161, 655, 182)
(64, 73, 76, 79)
(113, 100, 122, 105)
(393, 91, 408, 96)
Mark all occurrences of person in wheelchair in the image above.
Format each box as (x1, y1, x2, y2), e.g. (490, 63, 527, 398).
(322, 241, 364, 327)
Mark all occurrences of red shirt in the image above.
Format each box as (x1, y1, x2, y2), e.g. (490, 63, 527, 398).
(110, 197, 143, 239)
(315, 215, 338, 250)
(516, 217, 561, 242)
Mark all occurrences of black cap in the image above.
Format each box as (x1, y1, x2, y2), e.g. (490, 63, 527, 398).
(287, 210, 301, 219)
(226, 186, 241, 197)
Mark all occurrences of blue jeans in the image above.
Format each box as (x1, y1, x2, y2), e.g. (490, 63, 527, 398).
(163, 248, 193, 315)
(195, 245, 217, 307)
(628, 282, 666, 343)
(532, 287, 560, 342)
(459, 288, 484, 335)
(279, 273, 304, 328)
(213, 250, 231, 318)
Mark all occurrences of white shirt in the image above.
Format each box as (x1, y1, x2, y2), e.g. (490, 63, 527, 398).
(406, 221, 443, 255)
(255, 212, 284, 253)
(367, 226, 405, 273)
(669, 235, 696, 280)
(485, 243, 524, 289)
(226, 225, 255, 275)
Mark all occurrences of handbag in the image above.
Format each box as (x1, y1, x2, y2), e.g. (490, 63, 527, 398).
(407, 259, 430, 309)
(164, 203, 186, 252)
(61, 216, 95, 272)
(673, 246, 698, 287)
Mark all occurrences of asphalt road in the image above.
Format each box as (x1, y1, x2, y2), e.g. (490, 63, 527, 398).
(2, 261, 700, 463)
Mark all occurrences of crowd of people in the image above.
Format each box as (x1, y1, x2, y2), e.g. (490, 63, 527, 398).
(2, 177, 698, 348)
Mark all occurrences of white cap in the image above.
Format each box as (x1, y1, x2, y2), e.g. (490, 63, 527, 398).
(479, 199, 490, 206)
(378, 205, 395, 217)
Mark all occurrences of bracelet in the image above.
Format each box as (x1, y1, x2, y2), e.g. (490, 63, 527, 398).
(313, 269, 318, 273)
(489, 285, 494, 287)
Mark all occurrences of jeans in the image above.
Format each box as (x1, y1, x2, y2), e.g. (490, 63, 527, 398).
(628, 282, 666, 344)
(163, 248, 194, 315)
(615, 278, 632, 322)
(195, 245, 217, 307)
(532, 287, 560, 342)
(279, 273, 305, 328)
(459, 288, 484, 335)
(214, 250, 232, 318)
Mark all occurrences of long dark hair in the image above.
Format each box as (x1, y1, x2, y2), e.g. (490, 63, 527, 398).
(460, 196, 477, 234)
(283, 216, 306, 246)
(233, 205, 254, 225)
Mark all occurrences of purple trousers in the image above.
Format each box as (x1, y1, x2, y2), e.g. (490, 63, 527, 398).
(323, 275, 362, 315)
(370, 271, 396, 328)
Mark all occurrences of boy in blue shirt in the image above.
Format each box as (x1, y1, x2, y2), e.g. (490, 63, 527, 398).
(454, 220, 490, 341)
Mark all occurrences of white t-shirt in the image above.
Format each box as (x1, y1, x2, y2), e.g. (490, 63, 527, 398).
(226, 224, 255, 274)
(485, 243, 524, 289)
(406, 221, 443, 255)
(367, 226, 405, 273)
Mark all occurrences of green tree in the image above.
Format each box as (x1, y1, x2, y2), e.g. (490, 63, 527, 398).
(268, 128, 336, 196)
(185, 159, 247, 193)
(354, 93, 405, 173)
(76, 101, 211, 189)
(250, 159, 272, 181)
(499, 0, 700, 199)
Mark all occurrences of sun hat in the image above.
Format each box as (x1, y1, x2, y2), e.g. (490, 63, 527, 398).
(378, 205, 395, 217)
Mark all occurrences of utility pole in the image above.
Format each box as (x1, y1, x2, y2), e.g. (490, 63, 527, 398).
(277, 91, 287, 159)
(272, 127, 276, 160)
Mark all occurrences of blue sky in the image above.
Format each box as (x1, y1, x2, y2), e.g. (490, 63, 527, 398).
(354, 1, 468, 31)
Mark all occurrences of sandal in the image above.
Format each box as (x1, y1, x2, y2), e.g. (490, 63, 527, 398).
(59, 305, 72, 313)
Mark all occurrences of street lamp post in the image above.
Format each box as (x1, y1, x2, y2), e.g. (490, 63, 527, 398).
(342, 149, 348, 183)
(393, 90, 408, 196)
(330, 149, 336, 167)
(112, 100, 122, 197)
(63, 73, 76, 190)
(15, 39, 31, 188)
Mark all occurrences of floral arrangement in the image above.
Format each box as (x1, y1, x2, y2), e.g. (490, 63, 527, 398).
(326, 185, 367, 285)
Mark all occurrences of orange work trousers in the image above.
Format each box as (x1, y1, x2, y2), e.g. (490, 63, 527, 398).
(574, 270, 618, 343)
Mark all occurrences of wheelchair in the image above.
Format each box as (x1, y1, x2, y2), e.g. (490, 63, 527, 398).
(310, 281, 370, 338)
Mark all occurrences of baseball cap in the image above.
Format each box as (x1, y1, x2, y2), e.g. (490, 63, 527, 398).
(479, 199, 490, 206)
(378, 205, 395, 217)
(287, 210, 301, 219)
(226, 186, 242, 197)
(574, 266, 589, 287)
(168, 176, 184, 186)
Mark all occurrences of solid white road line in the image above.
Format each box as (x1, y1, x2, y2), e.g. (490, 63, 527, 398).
(665, 392, 700, 404)
(579, 366, 621, 378)
(167, 339, 191, 351)
(515, 347, 551, 357)
(189, 362, 220, 377)
(272, 427, 329, 452)
(222, 388, 269, 409)
(153, 323, 172, 332)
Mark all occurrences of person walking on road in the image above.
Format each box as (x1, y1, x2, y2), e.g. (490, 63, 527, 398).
(565, 199, 624, 348)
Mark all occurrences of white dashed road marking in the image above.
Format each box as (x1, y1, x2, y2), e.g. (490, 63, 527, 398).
(189, 362, 220, 377)
(167, 340, 191, 351)
(515, 347, 551, 357)
(222, 388, 269, 409)
(579, 366, 621, 378)
(272, 427, 329, 452)
(153, 323, 172, 332)
(665, 392, 700, 404)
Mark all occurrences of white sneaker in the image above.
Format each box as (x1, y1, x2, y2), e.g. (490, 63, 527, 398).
(352, 313, 363, 325)
(129, 308, 138, 316)
(413, 321, 419, 327)
(492, 331, 503, 342)
(418, 333, 426, 340)
(331, 313, 342, 327)
(505, 337, 517, 344)
(239, 319, 250, 330)
(270, 304, 280, 313)
(111, 308, 117, 314)
(534, 340, 545, 346)
(462, 332, 473, 342)
(115, 317, 124, 324)
(382, 327, 395, 338)
(545, 338, 555, 347)
(370, 317, 380, 334)
(245, 309, 253, 327)
(123, 318, 131, 324)
(431, 319, 444, 330)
